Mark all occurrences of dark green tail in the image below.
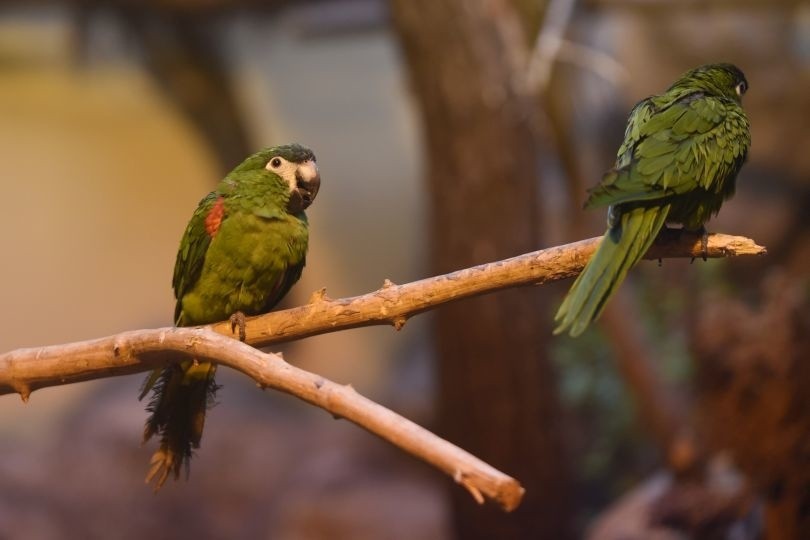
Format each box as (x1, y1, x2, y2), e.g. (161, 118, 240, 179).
(140, 361, 219, 490)
(554, 205, 670, 337)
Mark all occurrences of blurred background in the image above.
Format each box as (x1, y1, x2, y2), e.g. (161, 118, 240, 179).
(0, 1, 808, 538)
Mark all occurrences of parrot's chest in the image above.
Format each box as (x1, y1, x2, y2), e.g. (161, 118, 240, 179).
(181, 213, 308, 324)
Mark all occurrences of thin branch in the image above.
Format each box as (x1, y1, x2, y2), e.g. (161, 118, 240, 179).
(0, 232, 764, 511)
(0, 328, 525, 511)
(526, 0, 579, 92)
(554, 40, 628, 87)
(209, 232, 766, 348)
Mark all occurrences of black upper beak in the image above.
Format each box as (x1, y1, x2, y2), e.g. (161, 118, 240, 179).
(287, 163, 321, 214)
(296, 171, 320, 210)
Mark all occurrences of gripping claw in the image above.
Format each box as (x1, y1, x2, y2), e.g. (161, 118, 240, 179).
(229, 311, 247, 342)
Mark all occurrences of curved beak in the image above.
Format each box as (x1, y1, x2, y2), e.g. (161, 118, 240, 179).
(294, 159, 320, 210)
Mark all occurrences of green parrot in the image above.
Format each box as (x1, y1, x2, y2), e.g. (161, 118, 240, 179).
(554, 63, 750, 337)
(140, 143, 321, 488)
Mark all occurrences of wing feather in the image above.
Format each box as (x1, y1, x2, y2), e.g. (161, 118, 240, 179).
(262, 259, 306, 313)
(172, 192, 219, 324)
(585, 92, 747, 209)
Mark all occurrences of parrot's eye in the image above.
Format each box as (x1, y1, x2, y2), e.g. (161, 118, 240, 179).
(735, 81, 747, 97)
(270, 157, 282, 168)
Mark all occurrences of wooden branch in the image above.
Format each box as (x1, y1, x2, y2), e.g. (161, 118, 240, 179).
(209, 232, 766, 348)
(0, 231, 763, 511)
(0, 328, 525, 511)
(0, 231, 763, 390)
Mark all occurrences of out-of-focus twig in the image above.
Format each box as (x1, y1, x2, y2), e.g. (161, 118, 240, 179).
(526, 0, 627, 92)
(526, 0, 579, 92)
(554, 40, 628, 87)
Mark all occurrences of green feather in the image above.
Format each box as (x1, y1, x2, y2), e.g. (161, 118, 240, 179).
(554, 205, 670, 337)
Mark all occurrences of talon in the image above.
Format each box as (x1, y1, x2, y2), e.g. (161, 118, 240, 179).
(687, 226, 709, 263)
(229, 311, 247, 342)
(700, 227, 709, 261)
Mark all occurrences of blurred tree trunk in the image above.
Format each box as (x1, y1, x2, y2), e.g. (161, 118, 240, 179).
(391, 1, 574, 538)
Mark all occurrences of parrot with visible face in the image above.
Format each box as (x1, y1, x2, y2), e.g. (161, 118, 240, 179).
(554, 63, 750, 337)
(140, 143, 321, 489)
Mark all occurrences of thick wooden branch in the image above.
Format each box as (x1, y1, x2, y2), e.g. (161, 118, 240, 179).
(0, 231, 763, 511)
(0, 328, 525, 511)
(210, 232, 766, 347)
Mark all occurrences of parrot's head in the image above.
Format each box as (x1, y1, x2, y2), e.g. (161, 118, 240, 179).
(232, 143, 321, 214)
(672, 63, 748, 104)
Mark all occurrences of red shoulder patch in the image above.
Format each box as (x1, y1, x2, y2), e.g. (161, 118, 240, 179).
(204, 196, 225, 237)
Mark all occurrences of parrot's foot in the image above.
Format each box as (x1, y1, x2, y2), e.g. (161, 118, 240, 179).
(229, 311, 247, 342)
(690, 226, 709, 263)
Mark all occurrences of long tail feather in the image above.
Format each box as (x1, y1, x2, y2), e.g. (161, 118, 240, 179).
(140, 361, 219, 490)
(554, 205, 670, 337)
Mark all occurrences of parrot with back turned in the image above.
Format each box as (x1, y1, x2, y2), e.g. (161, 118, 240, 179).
(554, 63, 751, 337)
(140, 143, 321, 489)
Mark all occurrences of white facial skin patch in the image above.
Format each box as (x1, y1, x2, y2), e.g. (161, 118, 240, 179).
(265, 157, 319, 193)
(265, 156, 299, 192)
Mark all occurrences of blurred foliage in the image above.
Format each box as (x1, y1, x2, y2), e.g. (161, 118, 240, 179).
(553, 328, 657, 516)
